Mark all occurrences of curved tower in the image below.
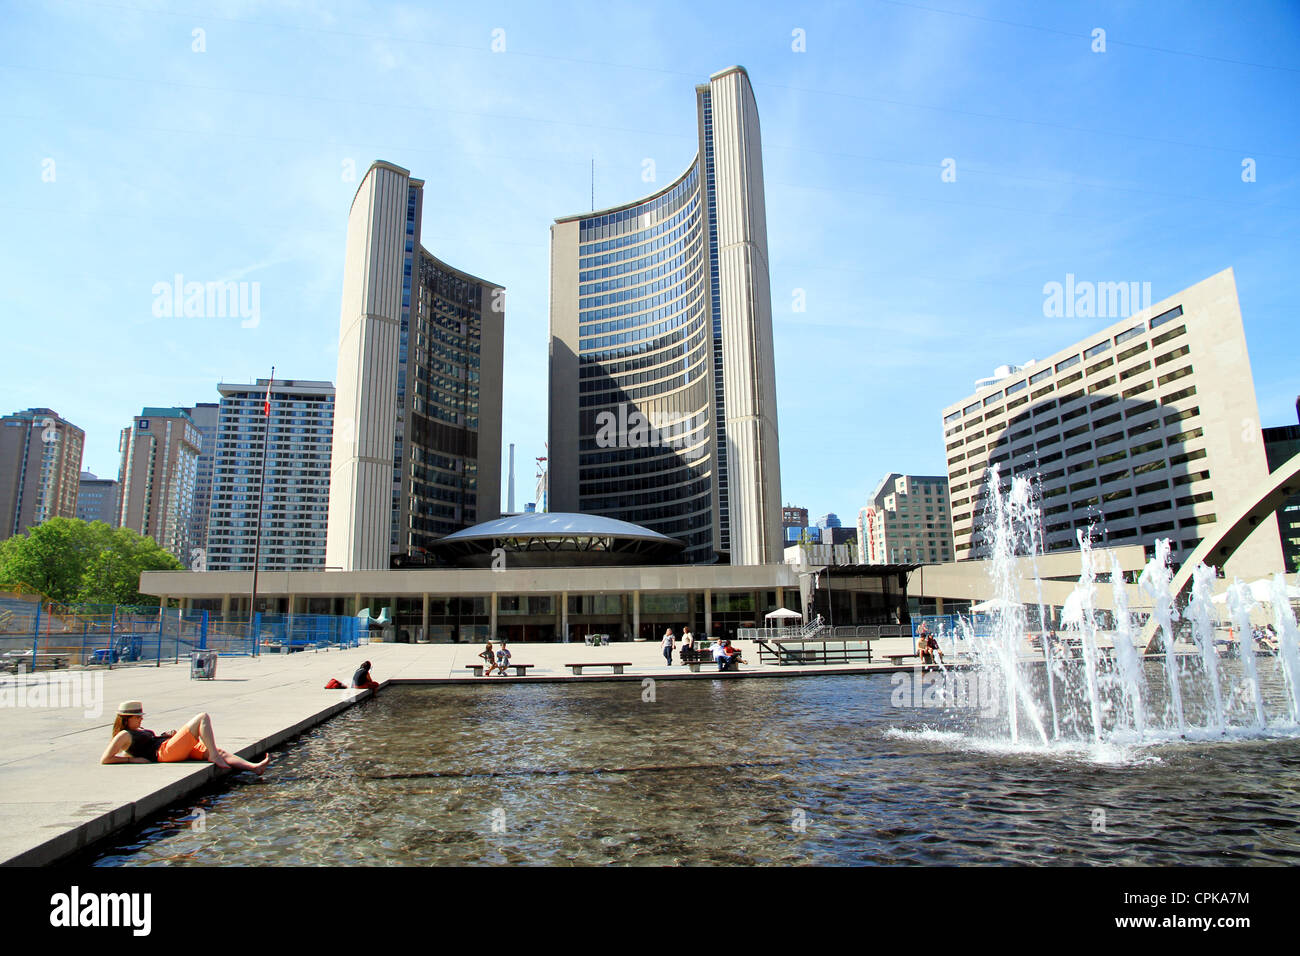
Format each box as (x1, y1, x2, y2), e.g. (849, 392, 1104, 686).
(548, 67, 782, 565)
(327, 161, 504, 571)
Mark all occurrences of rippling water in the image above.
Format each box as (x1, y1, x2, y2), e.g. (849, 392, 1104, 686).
(91, 672, 1300, 866)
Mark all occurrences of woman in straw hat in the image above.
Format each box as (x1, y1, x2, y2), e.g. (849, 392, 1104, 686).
(100, 701, 269, 774)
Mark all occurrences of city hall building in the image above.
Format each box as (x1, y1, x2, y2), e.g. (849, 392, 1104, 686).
(142, 512, 913, 644)
(136, 69, 913, 641)
(547, 66, 783, 567)
(327, 161, 504, 573)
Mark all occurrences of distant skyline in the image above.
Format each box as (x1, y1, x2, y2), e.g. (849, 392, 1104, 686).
(3, 0, 1297, 524)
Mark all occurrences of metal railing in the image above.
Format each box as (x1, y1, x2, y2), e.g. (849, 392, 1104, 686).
(754, 638, 876, 666)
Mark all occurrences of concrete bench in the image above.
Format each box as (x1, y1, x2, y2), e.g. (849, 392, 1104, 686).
(465, 664, 533, 677)
(688, 658, 745, 672)
(565, 662, 631, 675)
(887, 654, 923, 666)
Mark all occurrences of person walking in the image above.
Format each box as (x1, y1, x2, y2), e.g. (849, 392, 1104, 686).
(681, 627, 694, 664)
(662, 627, 676, 666)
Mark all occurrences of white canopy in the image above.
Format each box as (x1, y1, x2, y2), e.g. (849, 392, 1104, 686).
(970, 598, 1018, 613)
(1211, 578, 1300, 605)
(765, 608, 803, 620)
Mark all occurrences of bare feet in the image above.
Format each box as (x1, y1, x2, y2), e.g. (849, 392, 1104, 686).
(252, 754, 270, 776)
(209, 749, 232, 770)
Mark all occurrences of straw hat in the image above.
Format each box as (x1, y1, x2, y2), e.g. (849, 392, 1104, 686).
(117, 700, 144, 716)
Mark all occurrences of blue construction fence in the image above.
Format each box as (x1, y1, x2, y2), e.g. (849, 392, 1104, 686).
(0, 592, 364, 669)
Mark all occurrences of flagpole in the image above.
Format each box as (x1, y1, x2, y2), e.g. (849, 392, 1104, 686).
(250, 366, 274, 654)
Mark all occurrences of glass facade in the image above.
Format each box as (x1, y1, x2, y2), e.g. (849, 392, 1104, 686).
(395, 247, 488, 550)
(575, 159, 717, 563)
(568, 84, 743, 565)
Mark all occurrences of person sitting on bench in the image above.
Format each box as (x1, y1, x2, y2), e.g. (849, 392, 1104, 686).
(712, 638, 734, 672)
(721, 639, 746, 666)
(495, 642, 511, 676)
(480, 641, 501, 676)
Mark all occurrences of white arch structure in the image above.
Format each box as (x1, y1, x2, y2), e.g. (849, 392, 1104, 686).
(1141, 449, 1300, 652)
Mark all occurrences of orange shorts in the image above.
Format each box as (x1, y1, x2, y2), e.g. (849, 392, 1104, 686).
(157, 728, 209, 762)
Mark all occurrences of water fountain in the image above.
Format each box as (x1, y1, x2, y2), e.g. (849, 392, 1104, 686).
(960, 464, 1300, 755)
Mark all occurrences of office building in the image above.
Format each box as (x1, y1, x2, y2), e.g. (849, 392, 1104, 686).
(116, 408, 202, 561)
(782, 505, 808, 544)
(326, 161, 504, 572)
(548, 66, 782, 566)
(940, 268, 1284, 579)
(857, 474, 952, 564)
(206, 379, 334, 572)
(77, 471, 119, 526)
(0, 408, 84, 540)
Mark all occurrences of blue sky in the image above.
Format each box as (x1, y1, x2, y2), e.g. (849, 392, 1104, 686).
(2, 0, 1297, 523)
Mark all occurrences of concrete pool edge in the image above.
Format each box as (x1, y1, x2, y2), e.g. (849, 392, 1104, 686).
(2, 687, 380, 867)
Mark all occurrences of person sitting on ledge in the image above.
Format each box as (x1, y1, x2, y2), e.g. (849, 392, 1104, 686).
(722, 639, 746, 667)
(101, 701, 269, 774)
(352, 660, 379, 690)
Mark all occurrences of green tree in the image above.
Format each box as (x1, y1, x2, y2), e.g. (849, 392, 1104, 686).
(0, 518, 182, 605)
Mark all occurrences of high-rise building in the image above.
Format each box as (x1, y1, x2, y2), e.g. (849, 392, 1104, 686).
(813, 513, 842, 530)
(186, 401, 219, 569)
(76, 471, 119, 526)
(206, 379, 334, 572)
(548, 66, 782, 565)
(940, 268, 1284, 579)
(116, 408, 202, 561)
(857, 474, 953, 564)
(326, 161, 504, 571)
(782, 504, 809, 544)
(0, 408, 84, 540)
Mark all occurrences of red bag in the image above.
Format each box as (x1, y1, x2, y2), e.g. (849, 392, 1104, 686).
(324, 678, 346, 689)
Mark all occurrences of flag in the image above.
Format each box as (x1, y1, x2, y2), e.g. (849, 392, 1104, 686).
(263, 377, 272, 417)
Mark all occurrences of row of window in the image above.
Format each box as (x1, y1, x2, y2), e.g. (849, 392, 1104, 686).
(578, 168, 699, 249)
(943, 305, 1185, 425)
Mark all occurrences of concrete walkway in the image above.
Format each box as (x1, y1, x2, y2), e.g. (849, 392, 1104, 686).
(0, 637, 928, 865)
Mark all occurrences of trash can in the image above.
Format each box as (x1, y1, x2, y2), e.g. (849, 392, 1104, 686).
(190, 650, 218, 680)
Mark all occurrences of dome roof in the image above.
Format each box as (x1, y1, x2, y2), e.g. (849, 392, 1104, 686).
(439, 512, 678, 543)
(429, 512, 685, 568)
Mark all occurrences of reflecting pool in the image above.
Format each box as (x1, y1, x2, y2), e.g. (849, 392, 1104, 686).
(91, 673, 1300, 866)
